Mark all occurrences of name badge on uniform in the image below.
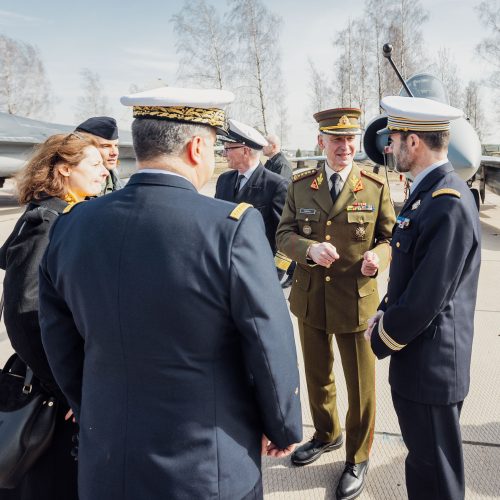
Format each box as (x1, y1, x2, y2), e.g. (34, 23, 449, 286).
(299, 208, 317, 215)
(396, 215, 411, 229)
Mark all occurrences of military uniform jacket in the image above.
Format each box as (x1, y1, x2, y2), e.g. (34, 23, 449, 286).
(276, 163, 395, 334)
(264, 152, 293, 180)
(38, 173, 302, 500)
(371, 163, 481, 405)
(215, 164, 289, 254)
(101, 169, 123, 195)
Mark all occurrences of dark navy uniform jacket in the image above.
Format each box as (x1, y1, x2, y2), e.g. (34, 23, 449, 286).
(215, 164, 288, 254)
(371, 163, 481, 405)
(38, 173, 302, 500)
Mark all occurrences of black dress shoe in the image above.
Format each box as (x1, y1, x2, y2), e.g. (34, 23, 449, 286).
(335, 460, 369, 500)
(280, 273, 294, 289)
(291, 434, 343, 466)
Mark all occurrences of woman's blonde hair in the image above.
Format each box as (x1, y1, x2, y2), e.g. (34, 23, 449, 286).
(17, 132, 99, 204)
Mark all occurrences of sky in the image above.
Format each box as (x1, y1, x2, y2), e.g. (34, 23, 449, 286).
(0, 0, 495, 149)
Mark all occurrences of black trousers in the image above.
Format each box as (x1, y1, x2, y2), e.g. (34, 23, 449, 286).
(392, 390, 465, 500)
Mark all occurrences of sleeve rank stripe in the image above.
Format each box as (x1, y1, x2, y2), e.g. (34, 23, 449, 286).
(275, 251, 292, 271)
(229, 202, 253, 220)
(378, 318, 406, 351)
(432, 188, 461, 198)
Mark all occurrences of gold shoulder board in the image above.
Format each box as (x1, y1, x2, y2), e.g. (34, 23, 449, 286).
(229, 202, 253, 221)
(360, 170, 385, 185)
(62, 201, 82, 214)
(432, 188, 461, 199)
(292, 169, 317, 183)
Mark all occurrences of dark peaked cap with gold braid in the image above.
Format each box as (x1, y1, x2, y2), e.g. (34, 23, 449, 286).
(120, 86, 235, 135)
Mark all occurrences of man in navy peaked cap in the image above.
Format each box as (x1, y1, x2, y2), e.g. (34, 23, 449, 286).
(366, 95, 481, 500)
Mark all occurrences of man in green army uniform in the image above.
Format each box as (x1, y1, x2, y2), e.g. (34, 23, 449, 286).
(276, 107, 396, 500)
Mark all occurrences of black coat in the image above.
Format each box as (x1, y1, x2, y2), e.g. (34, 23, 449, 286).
(0, 196, 78, 500)
(371, 163, 481, 405)
(215, 164, 289, 254)
(39, 173, 302, 500)
(264, 152, 293, 180)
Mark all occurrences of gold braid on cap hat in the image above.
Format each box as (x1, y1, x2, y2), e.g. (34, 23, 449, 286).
(320, 114, 360, 131)
(387, 116, 450, 132)
(133, 106, 225, 127)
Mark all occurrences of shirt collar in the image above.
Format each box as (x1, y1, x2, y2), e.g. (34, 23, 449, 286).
(409, 158, 448, 194)
(241, 161, 260, 180)
(325, 161, 353, 184)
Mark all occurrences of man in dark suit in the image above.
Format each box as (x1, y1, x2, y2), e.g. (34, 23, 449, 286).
(366, 96, 481, 500)
(38, 87, 302, 500)
(263, 133, 293, 180)
(215, 119, 289, 256)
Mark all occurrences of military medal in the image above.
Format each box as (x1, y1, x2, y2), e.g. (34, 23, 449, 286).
(355, 226, 366, 240)
(396, 215, 411, 229)
(347, 202, 374, 212)
(303, 225, 312, 236)
(411, 200, 421, 210)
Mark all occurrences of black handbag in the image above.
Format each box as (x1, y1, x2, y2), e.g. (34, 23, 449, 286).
(0, 353, 58, 489)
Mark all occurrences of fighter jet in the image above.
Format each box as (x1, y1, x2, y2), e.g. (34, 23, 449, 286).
(363, 44, 500, 206)
(0, 112, 137, 188)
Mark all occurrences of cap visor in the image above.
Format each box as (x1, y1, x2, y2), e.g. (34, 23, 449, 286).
(376, 127, 391, 136)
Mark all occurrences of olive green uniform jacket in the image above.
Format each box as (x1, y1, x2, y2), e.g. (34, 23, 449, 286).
(276, 163, 396, 334)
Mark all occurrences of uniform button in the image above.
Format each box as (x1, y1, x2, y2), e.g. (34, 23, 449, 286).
(325, 235, 331, 241)
(294, 387, 299, 395)
(305, 217, 309, 222)
(396, 242, 401, 248)
(326, 221, 332, 226)
(384, 297, 388, 303)
(325, 276, 331, 282)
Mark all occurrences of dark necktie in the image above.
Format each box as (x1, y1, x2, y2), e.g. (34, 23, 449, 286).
(330, 173, 341, 203)
(234, 174, 245, 197)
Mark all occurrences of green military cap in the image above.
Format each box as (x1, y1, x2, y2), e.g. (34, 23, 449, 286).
(313, 107, 362, 136)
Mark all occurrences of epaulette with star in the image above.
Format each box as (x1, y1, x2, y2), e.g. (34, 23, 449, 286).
(229, 202, 253, 221)
(360, 170, 385, 185)
(292, 169, 318, 183)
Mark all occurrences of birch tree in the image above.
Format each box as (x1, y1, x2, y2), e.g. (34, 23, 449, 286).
(435, 47, 463, 108)
(74, 69, 110, 122)
(0, 34, 52, 118)
(463, 81, 485, 139)
(228, 0, 285, 134)
(384, 0, 429, 94)
(172, 0, 233, 89)
(308, 58, 331, 114)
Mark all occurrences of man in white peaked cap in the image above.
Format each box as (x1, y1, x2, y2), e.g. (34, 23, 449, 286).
(366, 96, 481, 500)
(215, 118, 289, 259)
(39, 87, 302, 500)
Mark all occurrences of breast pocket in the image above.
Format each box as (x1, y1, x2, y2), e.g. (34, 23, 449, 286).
(347, 212, 375, 242)
(297, 210, 321, 238)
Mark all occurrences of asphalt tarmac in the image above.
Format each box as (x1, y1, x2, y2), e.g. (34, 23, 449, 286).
(0, 175, 498, 499)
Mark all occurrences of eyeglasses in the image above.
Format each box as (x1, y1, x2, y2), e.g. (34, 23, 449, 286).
(223, 145, 246, 153)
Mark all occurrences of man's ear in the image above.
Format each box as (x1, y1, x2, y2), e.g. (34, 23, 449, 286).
(317, 134, 324, 150)
(57, 163, 71, 177)
(409, 133, 419, 149)
(186, 136, 203, 165)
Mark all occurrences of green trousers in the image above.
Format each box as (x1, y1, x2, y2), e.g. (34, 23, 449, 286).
(298, 321, 376, 463)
